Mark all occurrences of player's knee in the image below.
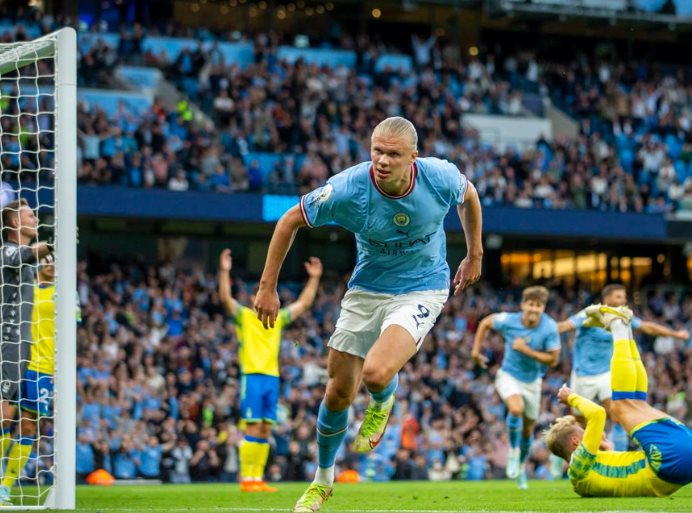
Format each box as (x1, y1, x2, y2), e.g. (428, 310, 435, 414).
(361, 366, 391, 391)
(244, 422, 262, 437)
(507, 405, 524, 417)
(20, 421, 37, 438)
(325, 384, 355, 411)
(259, 423, 272, 439)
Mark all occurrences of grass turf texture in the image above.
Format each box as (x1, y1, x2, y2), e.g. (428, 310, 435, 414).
(16, 481, 692, 513)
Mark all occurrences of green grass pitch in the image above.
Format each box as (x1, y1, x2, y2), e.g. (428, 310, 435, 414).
(22, 481, 692, 513)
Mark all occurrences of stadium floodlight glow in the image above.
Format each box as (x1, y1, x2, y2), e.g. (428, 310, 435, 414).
(0, 28, 77, 510)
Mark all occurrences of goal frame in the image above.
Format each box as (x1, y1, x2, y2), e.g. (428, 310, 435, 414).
(0, 27, 77, 510)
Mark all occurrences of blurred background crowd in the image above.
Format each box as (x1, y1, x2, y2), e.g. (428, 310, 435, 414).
(1, 0, 692, 487)
(71, 258, 692, 483)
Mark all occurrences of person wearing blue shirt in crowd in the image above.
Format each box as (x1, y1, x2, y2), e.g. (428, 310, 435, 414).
(253, 116, 483, 512)
(139, 436, 163, 479)
(113, 437, 139, 480)
(75, 433, 95, 484)
(557, 284, 689, 453)
(472, 286, 560, 490)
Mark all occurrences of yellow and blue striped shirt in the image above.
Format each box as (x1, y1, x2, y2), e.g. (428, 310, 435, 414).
(567, 394, 681, 497)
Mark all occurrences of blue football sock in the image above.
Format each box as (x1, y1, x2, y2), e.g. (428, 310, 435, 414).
(611, 423, 629, 451)
(520, 435, 533, 463)
(316, 402, 349, 469)
(369, 374, 398, 404)
(506, 414, 522, 449)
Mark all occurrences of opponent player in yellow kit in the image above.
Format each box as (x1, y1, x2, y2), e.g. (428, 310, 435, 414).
(218, 249, 322, 492)
(0, 255, 61, 503)
(545, 305, 692, 497)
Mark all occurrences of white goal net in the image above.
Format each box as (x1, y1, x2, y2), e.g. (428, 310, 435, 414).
(0, 28, 76, 510)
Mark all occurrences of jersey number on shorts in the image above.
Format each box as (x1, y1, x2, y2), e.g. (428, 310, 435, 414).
(39, 387, 51, 407)
(412, 304, 430, 329)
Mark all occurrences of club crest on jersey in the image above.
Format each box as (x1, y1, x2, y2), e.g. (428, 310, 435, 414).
(309, 184, 333, 207)
(393, 213, 410, 227)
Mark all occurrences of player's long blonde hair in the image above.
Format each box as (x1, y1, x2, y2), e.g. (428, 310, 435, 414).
(544, 415, 579, 461)
(372, 117, 418, 151)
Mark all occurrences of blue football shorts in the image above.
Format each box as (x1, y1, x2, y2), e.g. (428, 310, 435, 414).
(240, 373, 279, 424)
(632, 417, 692, 485)
(19, 369, 54, 416)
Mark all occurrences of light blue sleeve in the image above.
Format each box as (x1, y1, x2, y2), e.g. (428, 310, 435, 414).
(569, 310, 587, 328)
(457, 171, 469, 205)
(299, 170, 363, 231)
(300, 183, 336, 228)
(442, 159, 469, 205)
(543, 319, 561, 352)
(632, 316, 642, 330)
(491, 312, 509, 331)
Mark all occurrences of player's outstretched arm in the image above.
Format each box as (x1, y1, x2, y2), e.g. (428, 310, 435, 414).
(218, 249, 239, 317)
(288, 257, 323, 320)
(557, 319, 576, 334)
(559, 385, 606, 455)
(453, 182, 483, 295)
(638, 321, 689, 341)
(471, 314, 494, 368)
(255, 205, 307, 329)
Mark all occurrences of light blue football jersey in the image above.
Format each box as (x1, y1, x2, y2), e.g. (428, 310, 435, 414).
(570, 309, 642, 377)
(493, 312, 561, 383)
(300, 158, 468, 295)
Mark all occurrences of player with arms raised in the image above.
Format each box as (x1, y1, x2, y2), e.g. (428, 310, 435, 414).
(254, 116, 483, 512)
(545, 305, 692, 497)
(471, 286, 560, 489)
(218, 249, 322, 492)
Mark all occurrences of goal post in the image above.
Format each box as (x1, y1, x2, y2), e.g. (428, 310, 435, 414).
(54, 27, 77, 511)
(0, 27, 77, 510)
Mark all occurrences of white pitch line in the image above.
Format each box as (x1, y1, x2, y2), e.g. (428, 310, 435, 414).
(91, 509, 683, 513)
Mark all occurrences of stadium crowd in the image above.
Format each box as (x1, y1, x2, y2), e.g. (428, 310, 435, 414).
(1, 9, 692, 488)
(68, 257, 692, 484)
(73, 27, 692, 213)
(0, 12, 692, 212)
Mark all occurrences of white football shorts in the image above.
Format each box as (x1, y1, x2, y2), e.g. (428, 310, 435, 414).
(328, 288, 448, 359)
(494, 369, 542, 421)
(570, 370, 611, 415)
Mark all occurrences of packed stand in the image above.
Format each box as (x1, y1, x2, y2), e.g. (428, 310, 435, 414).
(72, 257, 692, 484)
(69, 21, 692, 212)
(1, 10, 692, 211)
(538, 57, 692, 211)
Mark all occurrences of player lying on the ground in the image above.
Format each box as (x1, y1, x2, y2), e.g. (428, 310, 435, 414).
(545, 305, 692, 497)
(557, 284, 688, 451)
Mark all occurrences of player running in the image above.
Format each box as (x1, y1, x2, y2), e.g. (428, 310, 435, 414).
(545, 304, 692, 497)
(472, 286, 561, 489)
(218, 249, 322, 492)
(253, 116, 483, 512)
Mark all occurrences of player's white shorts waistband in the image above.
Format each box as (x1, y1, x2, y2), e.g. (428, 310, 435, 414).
(328, 288, 449, 359)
